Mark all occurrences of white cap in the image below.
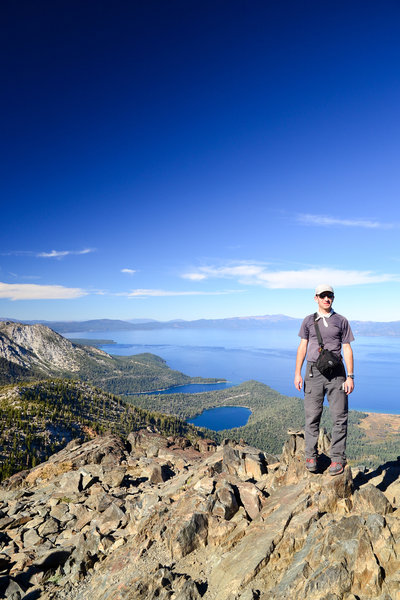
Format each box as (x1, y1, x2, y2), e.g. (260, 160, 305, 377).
(315, 284, 334, 296)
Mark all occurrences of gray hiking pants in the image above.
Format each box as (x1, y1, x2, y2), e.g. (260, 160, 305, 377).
(304, 361, 348, 463)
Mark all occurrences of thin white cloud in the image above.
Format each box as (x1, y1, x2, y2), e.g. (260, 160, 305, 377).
(298, 214, 395, 229)
(182, 263, 400, 289)
(37, 248, 95, 258)
(182, 273, 207, 281)
(125, 289, 245, 298)
(121, 269, 137, 275)
(255, 268, 399, 289)
(0, 282, 87, 301)
(1, 248, 96, 258)
(183, 264, 266, 283)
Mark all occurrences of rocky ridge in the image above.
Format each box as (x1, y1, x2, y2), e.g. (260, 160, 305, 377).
(0, 321, 109, 376)
(0, 321, 215, 395)
(1, 428, 400, 599)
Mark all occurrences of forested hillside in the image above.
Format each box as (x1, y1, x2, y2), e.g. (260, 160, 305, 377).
(82, 352, 221, 394)
(127, 380, 400, 467)
(0, 379, 205, 481)
(0, 356, 38, 385)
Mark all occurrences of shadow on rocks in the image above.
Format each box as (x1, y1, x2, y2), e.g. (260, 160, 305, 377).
(353, 456, 400, 492)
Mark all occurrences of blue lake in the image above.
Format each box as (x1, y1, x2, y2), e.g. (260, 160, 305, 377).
(187, 406, 252, 431)
(67, 327, 400, 414)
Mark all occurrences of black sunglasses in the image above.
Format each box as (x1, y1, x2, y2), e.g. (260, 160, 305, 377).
(318, 292, 334, 299)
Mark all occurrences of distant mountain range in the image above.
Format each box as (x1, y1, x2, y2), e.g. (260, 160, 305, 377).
(0, 317, 139, 333)
(1, 314, 300, 332)
(2, 314, 400, 336)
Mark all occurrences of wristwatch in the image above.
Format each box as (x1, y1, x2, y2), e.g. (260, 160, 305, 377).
(347, 374, 354, 379)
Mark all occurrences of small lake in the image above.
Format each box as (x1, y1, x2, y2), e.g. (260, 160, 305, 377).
(187, 406, 251, 431)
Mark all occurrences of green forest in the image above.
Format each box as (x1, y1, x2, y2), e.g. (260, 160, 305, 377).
(0, 349, 221, 394)
(81, 352, 222, 395)
(126, 380, 400, 468)
(0, 379, 204, 481)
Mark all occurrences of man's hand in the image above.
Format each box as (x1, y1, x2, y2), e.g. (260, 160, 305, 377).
(344, 377, 354, 394)
(294, 374, 303, 391)
(342, 344, 354, 395)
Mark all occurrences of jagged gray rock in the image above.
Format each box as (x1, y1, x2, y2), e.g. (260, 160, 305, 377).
(0, 430, 399, 600)
(353, 483, 395, 515)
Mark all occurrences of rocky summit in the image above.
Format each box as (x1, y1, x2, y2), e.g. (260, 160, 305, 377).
(1, 429, 400, 600)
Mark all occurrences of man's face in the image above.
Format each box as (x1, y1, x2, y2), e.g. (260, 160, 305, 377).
(315, 291, 334, 311)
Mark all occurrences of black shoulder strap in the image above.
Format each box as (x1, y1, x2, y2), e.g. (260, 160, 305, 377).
(313, 313, 324, 349)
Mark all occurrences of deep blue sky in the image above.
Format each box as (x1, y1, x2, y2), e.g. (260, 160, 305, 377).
(2, 0, 400, 321)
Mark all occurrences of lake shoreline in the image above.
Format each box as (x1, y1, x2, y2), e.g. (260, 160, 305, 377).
(187, 405, 252, 431)
(126, 380, 233, 395)
(66, 328, 400, 415)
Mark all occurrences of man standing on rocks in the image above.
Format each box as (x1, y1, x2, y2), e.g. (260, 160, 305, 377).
(294, 284, 354, 475)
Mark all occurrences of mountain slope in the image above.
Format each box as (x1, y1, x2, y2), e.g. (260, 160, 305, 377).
(0, 321, 220, 391)
(0, 321, 107, 373)
(0, 378, 205, 481)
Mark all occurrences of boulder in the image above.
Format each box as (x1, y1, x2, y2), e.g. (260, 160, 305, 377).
(171, 512, 209, 558)
(308, 465, 354, 513)
(353, 484, 394, 515)
(2, 577, 26, 599)
(221, 443, 245, 477)
(22, 528, 41, 548)
(94, 502, 127, 536)
(221, 441, 268, 481)
(148, 463, 175, 484)
(196, 438, 218, 453)
(127, 430, 169, 456)
(213, 482, 239, 520)
(244, 453, 267, 479)
(37, 517, 60, 537)
(236, 481, 264, 520)
(58, 470, 82, 494)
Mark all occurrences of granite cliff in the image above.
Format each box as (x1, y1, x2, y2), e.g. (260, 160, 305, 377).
(1, 429, 400, 600)
(0, 321, 108, 375)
